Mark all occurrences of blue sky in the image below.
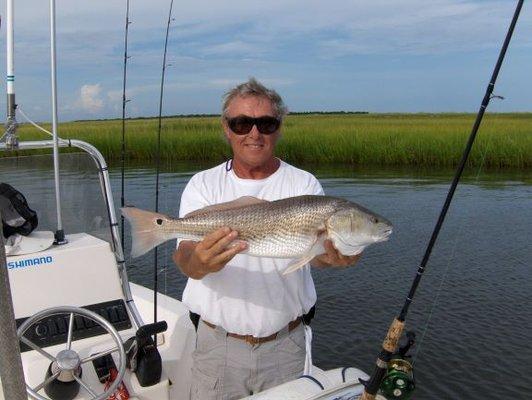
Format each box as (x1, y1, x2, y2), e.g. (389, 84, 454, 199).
(1, 0, 531, 122)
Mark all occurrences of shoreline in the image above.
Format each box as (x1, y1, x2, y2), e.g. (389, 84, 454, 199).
(8, 113, 532, 169)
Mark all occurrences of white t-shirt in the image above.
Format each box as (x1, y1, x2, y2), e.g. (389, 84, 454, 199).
(178, 160, 324, 337)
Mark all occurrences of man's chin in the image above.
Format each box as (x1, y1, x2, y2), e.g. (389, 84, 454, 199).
(233, 155, 277, 171)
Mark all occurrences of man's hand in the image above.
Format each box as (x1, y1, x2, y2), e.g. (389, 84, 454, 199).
(310, 239, 362, 268)
(173, 227, 247, 279)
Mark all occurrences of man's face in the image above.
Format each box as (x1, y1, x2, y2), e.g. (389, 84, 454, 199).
(223, 95, 281, 170)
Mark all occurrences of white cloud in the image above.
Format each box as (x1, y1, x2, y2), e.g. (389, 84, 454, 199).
(1, 0, 530, 120)
(208, 77, 294, 88)
(79, 84, 104, 113)
(200, 41, 264, 57)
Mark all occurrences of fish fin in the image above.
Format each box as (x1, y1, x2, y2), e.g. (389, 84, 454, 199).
(330, 239, 367, 256)
(327, 225, 370, 256)
(185, 196, 267, 217)
(283, 255, 316, 275)
(121, 207, 171, 258)
(283, 236, 326, 275)
(350, 247, 365, 255)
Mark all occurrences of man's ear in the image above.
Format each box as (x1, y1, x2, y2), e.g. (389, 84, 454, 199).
(222, 127, 230, 140)
(221, 121, 231, 142)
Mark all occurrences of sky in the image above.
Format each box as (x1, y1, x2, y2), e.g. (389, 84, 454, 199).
(0, 0, 531, 122)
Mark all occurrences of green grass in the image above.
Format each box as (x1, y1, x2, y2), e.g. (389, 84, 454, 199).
(8, 113, 532, 169)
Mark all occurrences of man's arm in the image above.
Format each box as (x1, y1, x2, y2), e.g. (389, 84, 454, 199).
(173, 227, 247, 279)
(310, 239, 362, 268)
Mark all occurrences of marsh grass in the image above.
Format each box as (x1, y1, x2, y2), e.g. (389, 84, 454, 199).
(10, 113, 532, 169)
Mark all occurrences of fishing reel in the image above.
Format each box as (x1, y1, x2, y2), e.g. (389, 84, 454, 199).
(379, 331, 416, 400)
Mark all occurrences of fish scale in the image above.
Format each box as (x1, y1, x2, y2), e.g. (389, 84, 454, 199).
(165, 196, 348, 256)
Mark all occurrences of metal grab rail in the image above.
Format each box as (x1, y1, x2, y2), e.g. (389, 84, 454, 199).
(0, 139, 144, 329)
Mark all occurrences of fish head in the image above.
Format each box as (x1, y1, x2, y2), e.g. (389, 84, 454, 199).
(326, 206, 393, 255)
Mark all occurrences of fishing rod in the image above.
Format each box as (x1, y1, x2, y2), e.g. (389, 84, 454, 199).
(360, 1, 525, 399)
(153, 0, 175, 327)
(120, 0, 131, 251)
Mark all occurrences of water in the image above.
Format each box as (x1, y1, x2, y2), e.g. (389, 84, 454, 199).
(117, 163, 532, 400)
(2, 155, 531, 399)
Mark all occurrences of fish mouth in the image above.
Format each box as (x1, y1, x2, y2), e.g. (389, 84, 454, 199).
(374, 227, 393, 242)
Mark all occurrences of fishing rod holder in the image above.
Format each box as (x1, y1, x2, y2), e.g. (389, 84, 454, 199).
(124, 321, 168, 387)
(3, 117, 19, 150)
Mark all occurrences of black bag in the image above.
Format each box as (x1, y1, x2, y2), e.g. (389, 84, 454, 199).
(0, 183, 38, 238)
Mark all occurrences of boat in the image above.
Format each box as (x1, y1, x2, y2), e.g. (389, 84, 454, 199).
(0, 1, 388, 399)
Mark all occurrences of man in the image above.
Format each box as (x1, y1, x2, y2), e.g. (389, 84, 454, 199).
(173, 78, 361, 400)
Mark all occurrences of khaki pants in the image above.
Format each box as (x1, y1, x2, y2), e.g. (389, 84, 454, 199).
(191, 320, 306, 400)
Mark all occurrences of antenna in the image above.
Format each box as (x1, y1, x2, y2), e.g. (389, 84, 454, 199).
(49, 0, 67, 245)
(4, 0, 18, 149)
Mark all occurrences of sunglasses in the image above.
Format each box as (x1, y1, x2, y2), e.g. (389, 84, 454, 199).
(226, 115, 281, 135)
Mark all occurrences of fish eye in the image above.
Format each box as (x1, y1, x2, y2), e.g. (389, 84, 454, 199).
(156, 218, 163, 225)
(372, 217, 378, 224)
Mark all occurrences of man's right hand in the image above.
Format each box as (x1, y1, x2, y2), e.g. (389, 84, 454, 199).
(173, 227, 247, 279)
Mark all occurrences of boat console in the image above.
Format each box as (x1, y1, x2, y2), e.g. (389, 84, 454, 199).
(9, 234, 128, 323)
(3, 229, 197, 400)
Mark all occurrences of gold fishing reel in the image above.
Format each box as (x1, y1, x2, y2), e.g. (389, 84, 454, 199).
(380, 358, 415, 400)
(379, 330, 416, 400)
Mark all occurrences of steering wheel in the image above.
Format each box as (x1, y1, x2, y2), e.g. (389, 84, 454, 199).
(17, 306, 127, 400)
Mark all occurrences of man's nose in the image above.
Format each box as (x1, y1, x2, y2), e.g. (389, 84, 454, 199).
(248, 124, 261, 138)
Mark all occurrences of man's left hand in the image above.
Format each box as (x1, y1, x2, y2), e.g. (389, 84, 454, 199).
(310, 239, 362, 268)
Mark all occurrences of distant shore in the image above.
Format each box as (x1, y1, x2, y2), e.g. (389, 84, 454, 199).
(10, 113, 532, 169)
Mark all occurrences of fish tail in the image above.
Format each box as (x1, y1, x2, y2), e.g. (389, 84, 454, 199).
(121, 207, 170, 258)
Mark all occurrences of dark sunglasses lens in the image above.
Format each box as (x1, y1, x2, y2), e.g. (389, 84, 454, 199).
(256, 117, 280, 134)
(229, 117, 254, 135)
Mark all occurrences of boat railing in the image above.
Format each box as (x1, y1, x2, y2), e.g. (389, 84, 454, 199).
(0, 139, 144, 329)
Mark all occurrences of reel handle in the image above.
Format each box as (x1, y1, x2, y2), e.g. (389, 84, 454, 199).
(136, 321, 167, 340)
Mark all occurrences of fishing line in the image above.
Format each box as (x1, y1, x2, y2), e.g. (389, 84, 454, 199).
(153, 0, 175, 327)
(412, 86, 508, 362)
(412, 134, 494, 364)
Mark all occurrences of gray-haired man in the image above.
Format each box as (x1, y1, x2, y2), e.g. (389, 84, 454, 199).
(173, 78, 361, 399)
